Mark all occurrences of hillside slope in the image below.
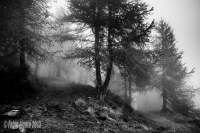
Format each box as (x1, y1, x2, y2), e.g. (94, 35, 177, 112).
(0, 78, 200, 133)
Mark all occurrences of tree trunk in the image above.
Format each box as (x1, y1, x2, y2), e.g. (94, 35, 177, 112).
(102, 62, 112, 93)
(19, 1, 26, 70)
(94, 1, 102, 92)
(124, 77, 128, 103)
(34, 56, 40, 77)
(56, 62, 61, 77)
(19, 39, 26, 69)
(53, 63, 56, 77)
(101, 3, 113, 95)
(94, 26, 102, 92)
(162, 89, 167, 112)
(128, 76, 132, 106)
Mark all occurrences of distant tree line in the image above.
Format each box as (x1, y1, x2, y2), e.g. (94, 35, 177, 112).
(0, 0, 54, 68)
(0, 0, 54, 100)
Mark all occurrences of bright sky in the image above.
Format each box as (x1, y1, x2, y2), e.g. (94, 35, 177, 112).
(49, 0, 200, 88)
(143, 0, 200, 88)
(48, 0, 65, 17)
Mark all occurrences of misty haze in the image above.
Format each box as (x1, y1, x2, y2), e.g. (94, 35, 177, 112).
(0, 0, 200, 133)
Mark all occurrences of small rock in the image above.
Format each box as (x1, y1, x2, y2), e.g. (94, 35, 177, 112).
(97, 114, 107, 121)
(74, 98, 88, 111)
(141, 124, 149, 131)
(86, 107, 95, 116)
(3, 110, 20, 117)
(19, 127, 26, 133)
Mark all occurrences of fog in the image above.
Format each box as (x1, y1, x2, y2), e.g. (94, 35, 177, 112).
(107, 69, 163, 112)
(28, 40, 199, 112)
(30, 59, 93, 84)
(44, 1, 164, 112)
(137, 90, 162, 112)
(28, 43, 163, 112)
(30, 52, 200, 112)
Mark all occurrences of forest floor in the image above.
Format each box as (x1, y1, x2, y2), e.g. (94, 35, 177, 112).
(0, 77, 200, 133)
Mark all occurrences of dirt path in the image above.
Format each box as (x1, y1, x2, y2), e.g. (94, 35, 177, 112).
(138, 111, 195, 132)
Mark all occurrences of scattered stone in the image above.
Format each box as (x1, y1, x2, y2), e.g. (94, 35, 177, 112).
(96, 112, 107, 121)
(85, 107, 95, 117)
(74, 98, 88, 111)
(141, 124, 149, 131)
(3, 110, 20, 117)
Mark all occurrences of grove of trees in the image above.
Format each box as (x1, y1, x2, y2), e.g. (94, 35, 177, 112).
(61, 0, 157, 97)
(0, 0, 199, 116)
(0, 0, 55, 100)
(0, 0, 54, 68)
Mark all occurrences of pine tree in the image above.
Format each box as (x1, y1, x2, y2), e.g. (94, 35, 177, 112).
(61, 0, 156, 96)
(154, 19, 195, 114)
(0, 0, 53, 68)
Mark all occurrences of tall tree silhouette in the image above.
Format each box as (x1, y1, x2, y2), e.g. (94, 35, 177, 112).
(0, 0, 53, 69)
(62, 0, 155, 96)
(154, 19, 195, 114)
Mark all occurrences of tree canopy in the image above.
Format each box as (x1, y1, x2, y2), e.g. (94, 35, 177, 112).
(61, 0, 156, 96)
(153, 19, 196, 115)
(0, 0, 53, 68)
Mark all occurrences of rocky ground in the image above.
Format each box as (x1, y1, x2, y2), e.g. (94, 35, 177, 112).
(0, 77, 200, 133)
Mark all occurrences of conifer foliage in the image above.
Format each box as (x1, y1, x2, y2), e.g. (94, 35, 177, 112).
(153, 19, 195, 115)
(0, 0, 53, 68)
(0, 0, 52, 100)
(61, 0, 156, 96)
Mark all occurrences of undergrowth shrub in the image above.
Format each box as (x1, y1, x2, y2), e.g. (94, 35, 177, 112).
(105, 90, 134, 113)
(0, 63, 42, 103)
